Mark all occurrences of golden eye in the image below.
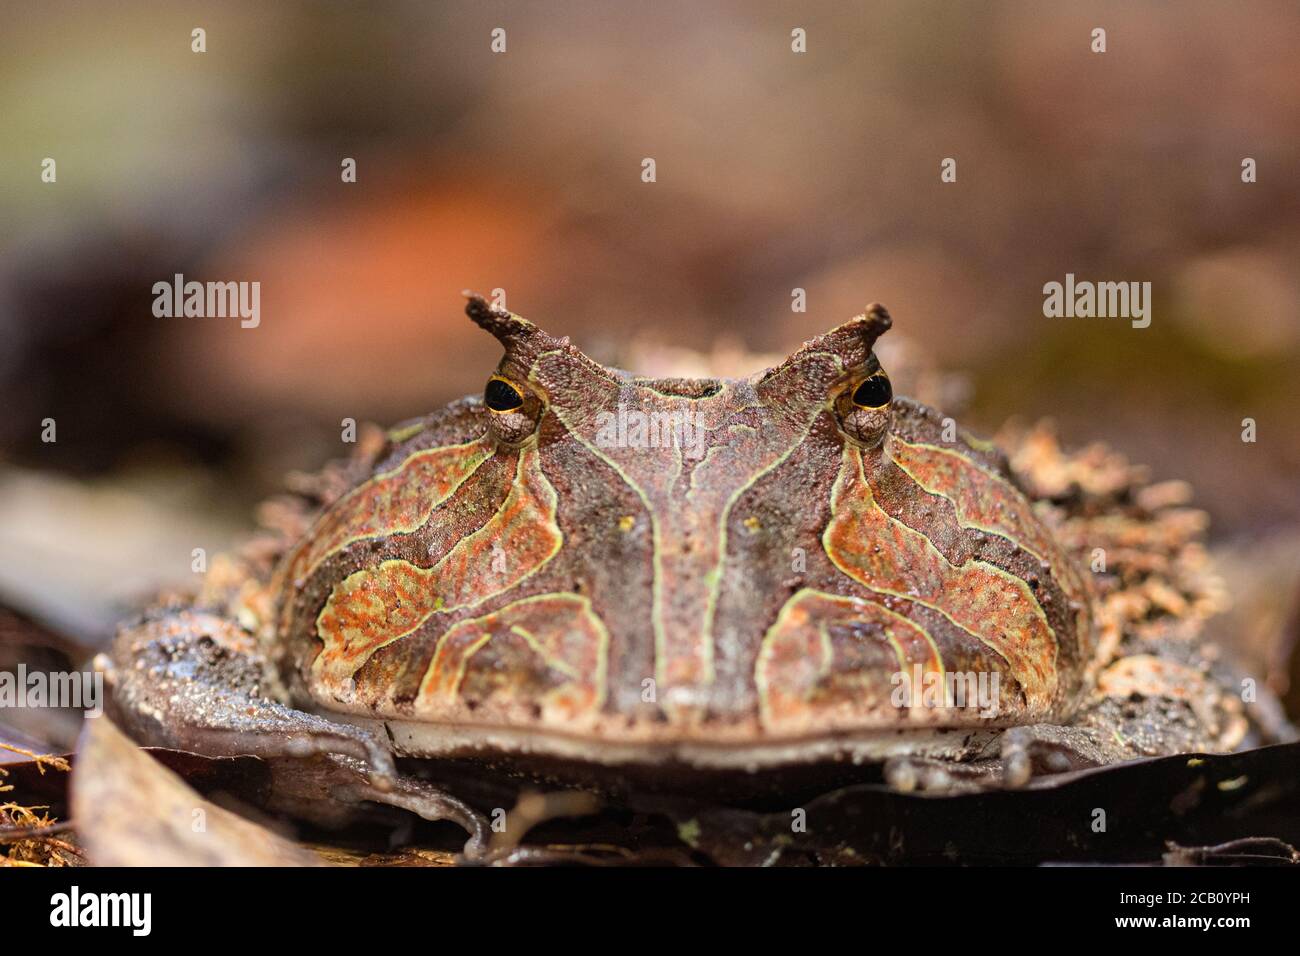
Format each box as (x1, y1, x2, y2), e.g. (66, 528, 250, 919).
(484, 376, 524, 412)
(851, 373, 893, 409)
(834, 369, 893, 447)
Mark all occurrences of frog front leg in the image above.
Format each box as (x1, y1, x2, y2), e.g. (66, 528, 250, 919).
(105, 607, 488, 854)
(883, 724, 1120, 793)
(107, 608, 398, 777)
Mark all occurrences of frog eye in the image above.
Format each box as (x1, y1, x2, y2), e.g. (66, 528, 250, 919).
(851, 373, 893, 409)
(485, 376, 525, 412)
(834, 370, 893, 447)
(483, 375, 544, 444)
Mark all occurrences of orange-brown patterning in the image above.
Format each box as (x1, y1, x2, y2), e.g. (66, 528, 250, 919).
(105, 293, 1256, 861)
(274, 296, 1090, 740)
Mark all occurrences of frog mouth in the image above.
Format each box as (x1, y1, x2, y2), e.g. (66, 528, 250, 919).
(378, 718, 996, 772)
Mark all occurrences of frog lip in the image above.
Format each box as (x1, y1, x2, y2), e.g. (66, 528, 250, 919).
(378, 718, 999, 771)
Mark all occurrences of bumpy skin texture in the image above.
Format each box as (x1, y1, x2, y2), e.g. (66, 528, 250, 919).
(107, 298, 1259, 850)
(272, 299, 1090, 745)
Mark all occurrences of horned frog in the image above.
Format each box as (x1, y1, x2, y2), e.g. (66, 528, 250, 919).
(105, 295, 1254, 861)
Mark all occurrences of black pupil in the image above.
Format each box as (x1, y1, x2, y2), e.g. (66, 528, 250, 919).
(485, 379, 523, 412)
(852, 375, 892, 408)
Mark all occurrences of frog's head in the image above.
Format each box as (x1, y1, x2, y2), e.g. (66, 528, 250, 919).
(466, 291, 896, 455)
(284, 294, 1092, 751)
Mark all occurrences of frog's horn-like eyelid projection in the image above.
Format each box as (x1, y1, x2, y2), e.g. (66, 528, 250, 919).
(462, 291, 619, 384)
(463, 291, 552, 346)
(758, 303, 892, 383)
(464, 292, 892, 392)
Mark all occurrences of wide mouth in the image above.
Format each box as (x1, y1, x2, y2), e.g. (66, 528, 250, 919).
(381, 718, 999, 770)
(377, 720, 1000, 804)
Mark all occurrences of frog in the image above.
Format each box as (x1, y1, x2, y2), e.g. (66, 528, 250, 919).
(103, 294, 1259, 863)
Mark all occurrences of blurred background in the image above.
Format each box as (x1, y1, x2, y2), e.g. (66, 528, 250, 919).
(0, 1, 1297, 676)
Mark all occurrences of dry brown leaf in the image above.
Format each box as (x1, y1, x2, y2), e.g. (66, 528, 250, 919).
(71, 717, 321, 867)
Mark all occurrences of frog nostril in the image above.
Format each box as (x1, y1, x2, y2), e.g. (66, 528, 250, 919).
(639, 377, 722, 399)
